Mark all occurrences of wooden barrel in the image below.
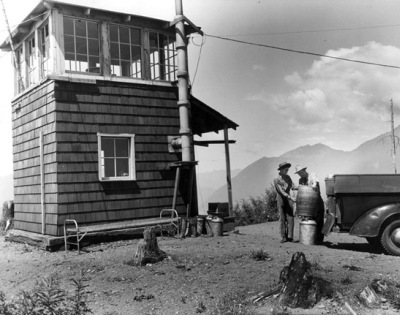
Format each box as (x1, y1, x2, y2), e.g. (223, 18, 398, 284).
(296, 186, 319, 217)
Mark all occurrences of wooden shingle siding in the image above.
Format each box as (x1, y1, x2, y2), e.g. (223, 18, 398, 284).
(12, 80, 58, 234)
(11, 78, 194, 236)
(50, 80, 189, 236)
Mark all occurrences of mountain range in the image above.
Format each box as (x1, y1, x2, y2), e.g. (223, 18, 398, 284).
(205, 126, 400, 204)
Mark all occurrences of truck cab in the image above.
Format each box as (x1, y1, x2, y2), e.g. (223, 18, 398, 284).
(324, 174, 400, 256)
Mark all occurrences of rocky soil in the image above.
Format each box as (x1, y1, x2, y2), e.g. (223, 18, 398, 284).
(1, 219, 400, 315)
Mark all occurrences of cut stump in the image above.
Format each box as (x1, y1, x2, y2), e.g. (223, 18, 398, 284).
(133, 227, 167, 266)
(278, 252, 333, 308)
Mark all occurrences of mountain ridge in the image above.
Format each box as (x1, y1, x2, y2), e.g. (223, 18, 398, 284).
(207, 126, 400, 203)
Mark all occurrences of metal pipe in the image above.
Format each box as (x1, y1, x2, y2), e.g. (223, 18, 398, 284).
(175, 0, 192, 162)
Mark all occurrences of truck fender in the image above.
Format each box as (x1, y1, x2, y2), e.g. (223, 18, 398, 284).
(349, 203, 400, 237)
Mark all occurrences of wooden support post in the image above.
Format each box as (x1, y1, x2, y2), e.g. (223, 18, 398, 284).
(224, 126, 233, 216)
(172, 166, 181, 210)
(39, 131, 46, 235)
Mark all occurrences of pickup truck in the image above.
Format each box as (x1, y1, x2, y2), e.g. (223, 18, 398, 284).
(323, 174, 400, 256)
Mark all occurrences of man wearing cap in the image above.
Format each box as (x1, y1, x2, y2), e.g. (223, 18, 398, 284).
(295, 165, 325, 243)
(273, 162, 297, 243)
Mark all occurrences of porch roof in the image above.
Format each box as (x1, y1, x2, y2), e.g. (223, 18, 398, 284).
(190, 96, 239, 136)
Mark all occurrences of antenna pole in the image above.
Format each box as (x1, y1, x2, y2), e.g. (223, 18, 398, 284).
(0, 0, 24, 91)
(391, 99, 397, 174)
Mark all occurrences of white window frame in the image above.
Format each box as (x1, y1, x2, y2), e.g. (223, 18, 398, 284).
(97, 133, 136, 181)
(109, 24, 143, 79)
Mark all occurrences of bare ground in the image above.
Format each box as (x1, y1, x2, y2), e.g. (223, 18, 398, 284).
(1, 219, 400, 315)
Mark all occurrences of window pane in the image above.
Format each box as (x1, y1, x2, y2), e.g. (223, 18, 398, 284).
(149, 32, 158, 48)
(75, 37, 87, 55)
(131, 46, 141, 61)
(120, 27, 129, 43)
(121, 61, 130, 76)
(115, 138, 129, 157)
(63, 17, 74, 35)
(87, 21, 98, 39)
(116, 159, 129, 177)
(104, 158, 115, 177)
(88, 57, 99, 72)
(110, 43, 119, 59)
(88, 38, 99, 56)
(75, 20, 86, 37)
(64, 35, 75, 54)
(130, 28, 141, 45)
(110, 25, 119, 42)
(120, 44, 130, 60)
(102, 138, 114, 157)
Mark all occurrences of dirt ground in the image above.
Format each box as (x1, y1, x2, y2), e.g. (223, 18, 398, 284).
(1, 219, 400, 315)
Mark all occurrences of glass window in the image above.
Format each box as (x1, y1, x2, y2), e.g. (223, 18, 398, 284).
(110, 24, 142, 79)
(98, 134, 135, 181)
(63, 17, 100, 73)
(149, 31, 177, 81)
(27, 35, 38, 86)
(39, 23, 50, 79)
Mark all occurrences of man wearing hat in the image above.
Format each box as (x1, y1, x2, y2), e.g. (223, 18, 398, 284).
(273, 162, 297, 243)
(295, 165, 325, 243)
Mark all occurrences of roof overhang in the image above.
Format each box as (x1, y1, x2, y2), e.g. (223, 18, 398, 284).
(190, 96, 239, 136)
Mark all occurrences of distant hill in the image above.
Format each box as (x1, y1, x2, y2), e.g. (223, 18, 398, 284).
(0, 174, 13, 203)
(196, 169, 241, 212)
(208, 126, 400, 203)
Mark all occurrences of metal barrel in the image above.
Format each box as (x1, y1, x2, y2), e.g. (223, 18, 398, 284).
(296, 186, 319, 217)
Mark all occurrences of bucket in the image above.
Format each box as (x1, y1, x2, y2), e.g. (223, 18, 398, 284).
(209, 216, 224, 237)
(299, 219, 317, 245)
(296, 186, 319, 217)
(205, 216, 213, 236)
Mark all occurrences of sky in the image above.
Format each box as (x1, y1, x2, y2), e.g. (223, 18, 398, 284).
(1, 0, 400, 177)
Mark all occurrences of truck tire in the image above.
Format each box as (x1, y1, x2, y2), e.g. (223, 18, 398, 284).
(381, 220, 400, 256)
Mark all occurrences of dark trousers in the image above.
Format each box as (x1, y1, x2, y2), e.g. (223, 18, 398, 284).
(278, 199, 294, 239)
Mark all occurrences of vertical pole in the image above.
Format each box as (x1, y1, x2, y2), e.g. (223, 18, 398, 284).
(391, 99, 397, 174)
(224, 126, 233, 216)
(175, 0, 192, 163)
(0, 0, 24, 91)
(40, 131, 46, 234)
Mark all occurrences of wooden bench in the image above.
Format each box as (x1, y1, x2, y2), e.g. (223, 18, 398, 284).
(63, 209, 180, 253)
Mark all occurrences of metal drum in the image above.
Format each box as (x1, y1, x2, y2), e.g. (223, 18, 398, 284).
(296, 186, 319, 217)
(299, 219, 317, 245)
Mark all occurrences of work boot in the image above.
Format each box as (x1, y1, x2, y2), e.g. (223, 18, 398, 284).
(281, 237, 287, 243)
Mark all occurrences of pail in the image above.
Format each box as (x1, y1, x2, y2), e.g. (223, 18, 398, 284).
(299, 219, 317, 245)
(205, 216, 213, 236)
(296, 186, 319, 217)
(209, 216, 224, 237)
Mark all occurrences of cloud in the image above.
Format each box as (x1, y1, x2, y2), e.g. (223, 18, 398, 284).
(268, 42, 400, 138)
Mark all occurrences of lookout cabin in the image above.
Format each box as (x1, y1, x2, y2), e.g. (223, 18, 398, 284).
(0, 0, 238, 245)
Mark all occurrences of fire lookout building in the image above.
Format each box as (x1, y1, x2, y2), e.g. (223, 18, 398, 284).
(0, 0, 238, 243)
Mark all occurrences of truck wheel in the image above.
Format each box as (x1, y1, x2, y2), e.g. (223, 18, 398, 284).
(381, 220, 400, 256)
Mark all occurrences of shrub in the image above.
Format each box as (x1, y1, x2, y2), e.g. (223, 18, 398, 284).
(211, 289, 255, 315)
(233, 185, 278, 226)
(0, 271, 92, 315)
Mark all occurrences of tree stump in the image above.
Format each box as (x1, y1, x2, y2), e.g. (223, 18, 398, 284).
(1, 200, 14, 231)
(133, 227, 167, 266)
(278, 252, 333, 308)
